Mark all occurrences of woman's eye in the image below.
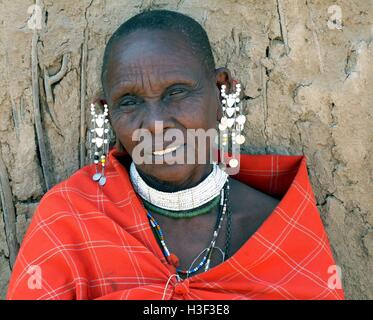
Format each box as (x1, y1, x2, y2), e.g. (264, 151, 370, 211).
(168, 88, 186, 96)
(120, 99, 137, 107)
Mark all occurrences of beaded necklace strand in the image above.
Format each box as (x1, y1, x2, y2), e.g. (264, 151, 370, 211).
(142, 194, 221, 219)
(204, 182, 232, 271)
(223, 183, 232, 259)
(147, 179, 231, 277)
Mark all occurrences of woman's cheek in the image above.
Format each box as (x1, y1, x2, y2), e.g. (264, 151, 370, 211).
(173, 96, 211, 127)
(110, 115, 134, 150)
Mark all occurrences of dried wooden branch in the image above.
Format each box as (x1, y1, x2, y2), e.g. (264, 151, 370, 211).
(80, 30, 88, 168)
(0, 153, 19, 268)
(32, 24, 53, 190)
(232, 27, 240, 56)
(43, 53, 69, 134)
(276, 0, 290, 55)
(11, 101, 20, 138)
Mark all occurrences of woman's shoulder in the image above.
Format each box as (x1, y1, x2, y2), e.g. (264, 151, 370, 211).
(230, 177, 280, 210)
(47, 163, 93, 190)
(34, 164, 99, 217)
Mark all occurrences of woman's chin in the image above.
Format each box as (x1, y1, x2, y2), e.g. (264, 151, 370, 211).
(137, 162, 209, 189)
(140, 162, 195, 180)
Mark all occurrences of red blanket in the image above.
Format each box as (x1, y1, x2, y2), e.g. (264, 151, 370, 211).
(6, 148, 344, 299)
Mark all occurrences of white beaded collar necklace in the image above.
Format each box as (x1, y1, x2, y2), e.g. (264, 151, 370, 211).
(129, 162, 229, 211)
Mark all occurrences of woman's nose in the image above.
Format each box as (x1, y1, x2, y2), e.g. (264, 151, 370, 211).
(140, 100, 176, 135)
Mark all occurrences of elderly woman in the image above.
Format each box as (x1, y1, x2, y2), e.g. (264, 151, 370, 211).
(7, 10, 344, 300)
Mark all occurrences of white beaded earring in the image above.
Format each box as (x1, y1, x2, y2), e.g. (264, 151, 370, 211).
(89, 103, 109, 186)
(218, 83, 246, 168)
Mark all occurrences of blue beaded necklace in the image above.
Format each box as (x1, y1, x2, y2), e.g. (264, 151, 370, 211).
(147, 180, 230, 277)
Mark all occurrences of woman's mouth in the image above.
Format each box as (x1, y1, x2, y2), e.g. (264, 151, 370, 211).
(152, 144, 183, 156)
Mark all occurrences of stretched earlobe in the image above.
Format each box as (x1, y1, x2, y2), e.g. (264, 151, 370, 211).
(215, 68, 245, 100)
(217, 98, 223, 121)
(92, 92, 107, 107)
(215, 67, 234, 93)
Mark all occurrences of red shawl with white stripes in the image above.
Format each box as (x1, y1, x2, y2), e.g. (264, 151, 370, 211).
(6, 148, 344, 299)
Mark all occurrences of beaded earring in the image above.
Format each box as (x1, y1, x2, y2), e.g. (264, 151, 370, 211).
(218, 82, 246, 168)
(89, 103, 109, 186)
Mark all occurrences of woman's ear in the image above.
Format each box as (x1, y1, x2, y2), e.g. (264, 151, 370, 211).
(215, 67, 234, 93)
(92, 96, 127, 154)
(212, 76, 223, 121)
(91, 93, 110, 123)
(215, 67, 233, 122)
(92, 90, 107, 106)
(215, 67, 245, 100)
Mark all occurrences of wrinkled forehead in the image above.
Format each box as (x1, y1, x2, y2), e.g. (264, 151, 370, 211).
(103, 30, 206, 95)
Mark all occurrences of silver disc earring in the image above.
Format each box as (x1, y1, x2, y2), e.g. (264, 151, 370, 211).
(219, 83, 246, 168)
(89, 103, 109, 186)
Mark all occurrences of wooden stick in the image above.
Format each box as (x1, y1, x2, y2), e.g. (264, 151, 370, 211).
(32, 19, 52, 190)
(80, 30, 88, 168)
(43, 54, 69, 135)
(0, 153, 19, 268)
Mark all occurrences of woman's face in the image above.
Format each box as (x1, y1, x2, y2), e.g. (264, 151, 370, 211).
(104, 29, 220, 189)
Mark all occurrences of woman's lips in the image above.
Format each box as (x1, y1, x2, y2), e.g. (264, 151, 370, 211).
(138, 143, 192, 165)
(152, 144, 184, 156)
(151, 143, 187, 164)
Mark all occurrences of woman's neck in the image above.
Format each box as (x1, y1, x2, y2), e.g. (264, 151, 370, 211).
(136, 164, 214, 192)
